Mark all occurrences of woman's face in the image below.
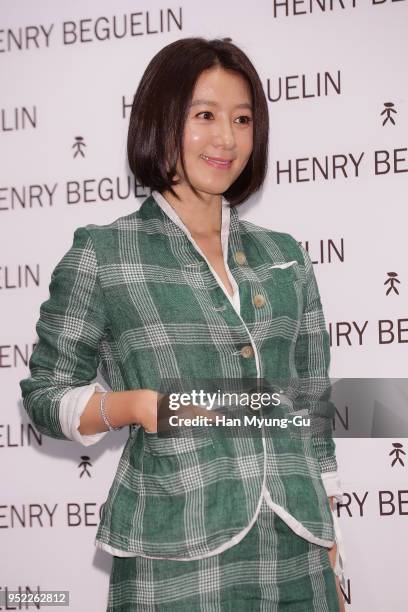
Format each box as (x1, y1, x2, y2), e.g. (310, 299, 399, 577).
(175, 66, 254, 196)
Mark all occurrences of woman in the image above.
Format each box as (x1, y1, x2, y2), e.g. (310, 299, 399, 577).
(20, 37, 345, 611)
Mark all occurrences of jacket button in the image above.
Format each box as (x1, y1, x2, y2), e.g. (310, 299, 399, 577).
(240, 345, 254, 359)
(253, 294, 266, 308)
(234, 251, 246, 265)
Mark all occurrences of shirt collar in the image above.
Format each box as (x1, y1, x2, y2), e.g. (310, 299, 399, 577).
(150, 191, 240, 310)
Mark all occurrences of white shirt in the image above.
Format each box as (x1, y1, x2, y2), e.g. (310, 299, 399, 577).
(58, 191, 345, 582)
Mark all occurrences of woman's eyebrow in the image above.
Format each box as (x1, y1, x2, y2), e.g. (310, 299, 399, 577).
(189, 99, 253, 110)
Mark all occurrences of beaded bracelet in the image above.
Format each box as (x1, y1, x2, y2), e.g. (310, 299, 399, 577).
(99, 391, 121, 431)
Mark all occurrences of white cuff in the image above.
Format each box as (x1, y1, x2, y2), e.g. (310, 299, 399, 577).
(321, 470, 344, 503)
(59, 382, 109, 446)
(321, 471, 346, 585)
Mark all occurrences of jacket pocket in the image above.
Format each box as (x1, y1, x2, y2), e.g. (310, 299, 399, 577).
(269, 261, 300, 285)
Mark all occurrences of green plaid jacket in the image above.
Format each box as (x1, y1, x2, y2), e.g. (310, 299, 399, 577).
(20, 193, 337, 558)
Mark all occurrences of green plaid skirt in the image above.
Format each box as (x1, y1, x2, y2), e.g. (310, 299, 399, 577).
(107, 495, 339, 611)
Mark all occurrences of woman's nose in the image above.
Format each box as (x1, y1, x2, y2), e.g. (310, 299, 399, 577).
(213, 119, 235, 149)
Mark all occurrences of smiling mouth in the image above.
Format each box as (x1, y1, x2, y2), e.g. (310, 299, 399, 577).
(200, 154, 233, 169)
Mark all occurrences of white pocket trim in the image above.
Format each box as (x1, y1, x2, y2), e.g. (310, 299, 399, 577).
(269, 260, 297, 270)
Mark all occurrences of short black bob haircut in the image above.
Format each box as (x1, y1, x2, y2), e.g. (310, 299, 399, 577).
(127, 37, 269, 207)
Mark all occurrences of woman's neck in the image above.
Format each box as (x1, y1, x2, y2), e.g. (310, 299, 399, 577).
(160, 186, 222, 238)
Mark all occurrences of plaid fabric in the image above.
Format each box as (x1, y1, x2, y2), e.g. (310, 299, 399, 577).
(20, 193, 337, 556)
(107, 495, 339, 611)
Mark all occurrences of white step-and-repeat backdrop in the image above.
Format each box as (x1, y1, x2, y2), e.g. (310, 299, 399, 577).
(1, 0, 407, 610)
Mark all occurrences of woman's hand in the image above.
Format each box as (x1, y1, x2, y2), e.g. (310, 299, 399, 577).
(327, 542, 345, 612)
(335, 575, 346, 612)
(131, 389, 163, 433)
(135, 391, 180, 434)
(328, 496, 346, 612)
(132, 390, 218, 434)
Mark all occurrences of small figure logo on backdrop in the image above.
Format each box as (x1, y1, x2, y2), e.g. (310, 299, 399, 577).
(384, 272, 400, 296)
(389, 442, 405, 467)
(381, 102, 397, 126)
(78, 455, 92, 477)
(72, 135, 86, 158)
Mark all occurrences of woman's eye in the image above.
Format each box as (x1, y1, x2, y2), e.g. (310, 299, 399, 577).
(235, 116, 252, 125)
(196, 111, 213, 120)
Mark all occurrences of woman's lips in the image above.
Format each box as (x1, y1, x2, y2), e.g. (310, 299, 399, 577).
(200, 154, 233, 170)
